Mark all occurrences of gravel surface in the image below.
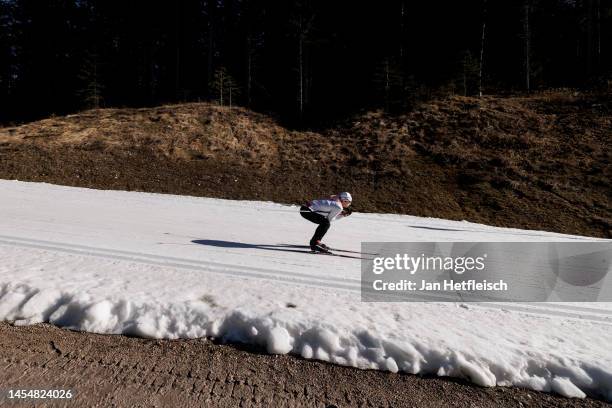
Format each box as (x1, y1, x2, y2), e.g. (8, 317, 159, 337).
(0, 323, 610, 407)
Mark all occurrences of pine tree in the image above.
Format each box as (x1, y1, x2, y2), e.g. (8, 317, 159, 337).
(460, 51, 480, 96)
(211, 66, 240, 107)
(373, 57, 404, 111)
(242, 0, 265, 108)
(523, 0, 531, 92)
(290, 0, 315, 121)
(77, 51, 104, 109)
(479, 0, 487, 97)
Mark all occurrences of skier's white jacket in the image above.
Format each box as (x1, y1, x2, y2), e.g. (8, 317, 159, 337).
(306, 199, 347, 221)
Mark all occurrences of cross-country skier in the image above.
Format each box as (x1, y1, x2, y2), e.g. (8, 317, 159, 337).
(300, 192, 353, 252)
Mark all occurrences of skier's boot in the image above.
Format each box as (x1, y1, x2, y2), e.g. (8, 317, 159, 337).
(310, 240, 330, 253)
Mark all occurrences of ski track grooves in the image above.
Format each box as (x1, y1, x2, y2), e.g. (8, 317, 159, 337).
(1, 233, 611, 325)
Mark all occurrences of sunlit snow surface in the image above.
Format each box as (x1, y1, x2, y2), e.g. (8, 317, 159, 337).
(1, 180, 610, 400)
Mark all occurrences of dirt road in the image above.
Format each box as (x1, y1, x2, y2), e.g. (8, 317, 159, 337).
(0, 323, 609, 408)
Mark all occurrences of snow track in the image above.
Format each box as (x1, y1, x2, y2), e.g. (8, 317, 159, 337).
(1, 234, 610, 324)
(0, 234, 360, 292)
(1, 180, 611, 401)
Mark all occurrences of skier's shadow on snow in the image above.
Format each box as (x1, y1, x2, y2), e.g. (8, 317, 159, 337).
(192, 239, 310, 254)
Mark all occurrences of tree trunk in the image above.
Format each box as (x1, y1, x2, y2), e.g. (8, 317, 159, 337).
(586, 0, 594, 76)
(220, 71, 224, 105)
(246, 35, 252, 107)
(298, 24, 304, 120)
(93, 58, 99, 108)
(399, 1, 405, 58)
(524, 0, 531, 93)
(207, 1, 215, 97)
(385, 59, 390, 111)
(175, 3, 180, 100)
(479, 0, 487, 97)
(597, 0, 601, 68)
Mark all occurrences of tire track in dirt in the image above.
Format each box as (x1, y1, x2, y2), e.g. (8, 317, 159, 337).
(0, 323, 609, 407)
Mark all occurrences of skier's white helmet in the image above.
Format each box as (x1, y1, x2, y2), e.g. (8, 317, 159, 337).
(339, 192, 352, 202)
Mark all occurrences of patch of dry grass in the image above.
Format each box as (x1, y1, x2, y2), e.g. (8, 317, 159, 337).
(0, 93, 609, 237)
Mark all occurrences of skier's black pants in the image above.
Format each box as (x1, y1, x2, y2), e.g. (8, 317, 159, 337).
(300, 206, 330, 245)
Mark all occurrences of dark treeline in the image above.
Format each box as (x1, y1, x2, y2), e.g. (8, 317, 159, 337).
(0, 0, 610, 125)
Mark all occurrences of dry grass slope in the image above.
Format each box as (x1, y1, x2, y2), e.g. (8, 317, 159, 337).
(0, 92, 610, 237)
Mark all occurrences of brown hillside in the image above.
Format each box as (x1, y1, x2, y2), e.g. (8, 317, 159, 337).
(0, 93, 610, 237)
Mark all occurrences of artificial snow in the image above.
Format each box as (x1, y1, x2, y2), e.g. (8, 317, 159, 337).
(0, 180, 611, 401)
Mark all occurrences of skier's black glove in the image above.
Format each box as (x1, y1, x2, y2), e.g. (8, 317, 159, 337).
(342, 207, 353, 216)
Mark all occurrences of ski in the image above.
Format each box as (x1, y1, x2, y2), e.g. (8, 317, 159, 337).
(326, 247, 379, 256)
(310, 250, 373, 260)
(276, 244, 378, 257)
